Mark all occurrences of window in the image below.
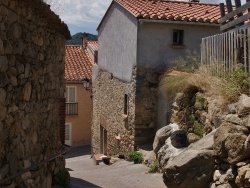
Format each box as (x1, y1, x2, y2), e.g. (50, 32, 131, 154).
(65, 123, 72, 146)
(66, 86, 76, 103)
(173, 29, 184, 45)
(123, 94, 129, 129)
(65, 86, 78, 115)
(124, 94, 128, 115)
(94, 51, 98, 64)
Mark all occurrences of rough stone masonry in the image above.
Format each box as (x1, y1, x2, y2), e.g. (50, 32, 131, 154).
(0, 0, 70, 187)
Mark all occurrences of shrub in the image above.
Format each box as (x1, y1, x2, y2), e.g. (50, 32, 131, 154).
(224, 69, 250, 101)
(193, 121, 205, 138)
(169, 50, 200, 73)
(148, 160, 159, 173)
(129, 151, 143, 164)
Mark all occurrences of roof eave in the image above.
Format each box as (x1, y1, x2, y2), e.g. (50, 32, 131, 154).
(139, 19, 221, 27)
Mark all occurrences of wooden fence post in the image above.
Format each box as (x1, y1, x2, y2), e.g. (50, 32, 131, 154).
(226, 0, 234, 21)
(247, 0, 250, 13)
(235, 0, 244, 26)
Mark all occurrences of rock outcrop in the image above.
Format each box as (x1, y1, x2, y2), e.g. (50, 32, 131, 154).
(163, 130, 216, 188)
(153, 125, 172, 153)
(155, 91, 250, 188)
(211, 94, 250, 188)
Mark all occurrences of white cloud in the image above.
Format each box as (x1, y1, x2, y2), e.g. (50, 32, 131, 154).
(47, 0, 247, 35)
(51, 0, 112, 28)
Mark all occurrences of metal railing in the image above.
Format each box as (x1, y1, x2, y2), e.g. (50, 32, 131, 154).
(66, 102, 78, 115)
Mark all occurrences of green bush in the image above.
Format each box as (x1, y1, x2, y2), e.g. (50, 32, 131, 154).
(129, 151, 143, 164)
(193, 121, 205, 138)
(225, 69, 250, 101)
(148, 160, 159, 173)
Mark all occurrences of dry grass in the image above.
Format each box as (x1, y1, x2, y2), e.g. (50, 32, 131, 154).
(159, 71, 191, 102)
(159, 65, 249, 107)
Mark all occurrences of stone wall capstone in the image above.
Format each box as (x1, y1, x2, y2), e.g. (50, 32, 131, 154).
(0, 0, 69, 187)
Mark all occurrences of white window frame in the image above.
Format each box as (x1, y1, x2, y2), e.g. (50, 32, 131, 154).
(65, 122, 72, 146)
(65, 86, 77, 103)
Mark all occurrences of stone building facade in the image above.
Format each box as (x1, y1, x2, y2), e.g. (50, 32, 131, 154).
(92, 0, 223, 157)
(0, 0, 70, 187)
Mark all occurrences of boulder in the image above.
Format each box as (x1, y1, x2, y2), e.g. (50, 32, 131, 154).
(153, 125, 173, 153)
(163, 149, 215, 188)
(246, 115, 250, 128)
(144, 151, 156, 167)
(214, 122, 250, 164)
(235, 164, 250, 187)
(213, 170, 223, 181)
(228, 103, 237, 114)
(157, 138, 184, 169)
(237, 94, 250, 117)
(187, 133, 200, 144)
(223, 114, 242, 125)
(188, 129, 216, 150)
(170, 130, 188, 148)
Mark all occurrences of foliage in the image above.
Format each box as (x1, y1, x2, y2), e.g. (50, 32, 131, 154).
(169, 50, 200, 73)
(184, 86, 199, 107)
(66, 32, 98, 45)
(194, 93, 205, 110)
(193, 121, 205, 138)
(129, 151, 143, 164)
(54, 169, 71, 188)
(148, 160, 159, 173)
(224, 69, 250, 101)
(189, 114, 196, 125)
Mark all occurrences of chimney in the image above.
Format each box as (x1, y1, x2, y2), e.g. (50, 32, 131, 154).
(81, 33, 88, 49)
(190, 0, 200, 2)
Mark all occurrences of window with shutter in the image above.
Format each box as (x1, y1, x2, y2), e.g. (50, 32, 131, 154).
(65, 123, 71, 146)
(65, 86, 78, 115)
(66, 86, 76, 103)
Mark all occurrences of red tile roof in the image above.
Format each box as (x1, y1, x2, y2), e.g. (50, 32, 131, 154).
(65, 45, 93, 81)
(88, 41, 98, 52)
(108, 0, 222, 25)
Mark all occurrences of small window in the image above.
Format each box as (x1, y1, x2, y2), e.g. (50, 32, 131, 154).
(124, 94, 128, 115)
(173, 29, 184, 45)
(94, 51, 98, 64)
(65, 123, 72, 146)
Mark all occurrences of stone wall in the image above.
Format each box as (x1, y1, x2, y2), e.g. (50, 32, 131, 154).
(92, 67, 159, 157)
(92, 70, 136, 157)
(134, 67, 159, 145)
(0, 0, 69, 187)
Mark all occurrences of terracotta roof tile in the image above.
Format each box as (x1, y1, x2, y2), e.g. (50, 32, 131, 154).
(114, 0, 222, 24)
(87, 41, 98, 52)
(65, 45, 93, 81)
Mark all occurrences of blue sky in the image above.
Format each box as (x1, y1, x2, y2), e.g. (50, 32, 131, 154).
(48, 0, 247, 36)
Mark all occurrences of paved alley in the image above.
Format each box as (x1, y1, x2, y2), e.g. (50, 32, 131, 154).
(65, 147, 165, 188)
